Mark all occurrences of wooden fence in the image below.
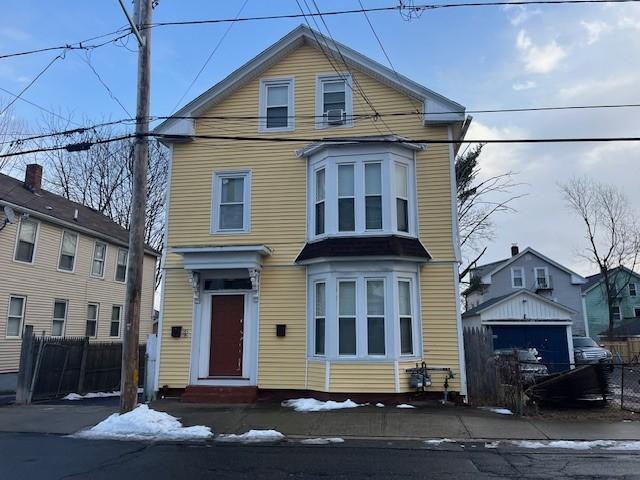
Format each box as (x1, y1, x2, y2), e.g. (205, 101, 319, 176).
(16, 325, 145, 404)
(600, 339, 640, 363)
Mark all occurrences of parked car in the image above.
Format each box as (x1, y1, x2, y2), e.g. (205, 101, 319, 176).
(494, 348, 550, 385)
(573, 336, 613, 366)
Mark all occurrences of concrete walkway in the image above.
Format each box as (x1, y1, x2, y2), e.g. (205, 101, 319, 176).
(1, 399, 640, 441)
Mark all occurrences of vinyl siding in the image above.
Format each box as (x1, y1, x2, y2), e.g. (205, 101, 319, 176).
(159, 43, 461, 393)
(306, 360, 326, 391)
(0, 212, 156, 374)
(330, 362, 396, 393)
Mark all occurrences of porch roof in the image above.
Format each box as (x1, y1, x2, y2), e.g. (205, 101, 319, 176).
(171, 244, 271, 270)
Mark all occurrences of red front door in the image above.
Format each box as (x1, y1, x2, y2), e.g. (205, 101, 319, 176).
(209, 295, 244, 377)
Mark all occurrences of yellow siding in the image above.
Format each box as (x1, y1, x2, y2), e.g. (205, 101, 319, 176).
(0, 212, 156, 374)
(306, 360, 325, 391)
(159, 43, 461, 393)
(330, 362, 396, 393)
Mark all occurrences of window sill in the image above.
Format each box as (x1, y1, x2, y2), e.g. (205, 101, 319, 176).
(258, 126, 295, 133)
(309, 356, 420, 363)
(12, 259, 35, 266)
(211, 230, 250, 236)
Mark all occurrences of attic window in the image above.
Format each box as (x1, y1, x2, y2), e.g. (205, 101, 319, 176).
(259, 78, 294, 132)
(316, 74, 353, 128)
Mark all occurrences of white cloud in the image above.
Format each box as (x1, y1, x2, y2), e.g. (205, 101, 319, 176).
(558, 75, 636, 99)
(516, 30, 567, 74)
(580, 20, 610, 45)
(505, 5, 543, 26)
(512, 80, 536, 91)
(617, 16, 640, 31)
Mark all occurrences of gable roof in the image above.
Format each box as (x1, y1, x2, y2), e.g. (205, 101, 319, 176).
(478, 247, 585, 285)
(154, 25, 466, 138)
(582, 266, 640, 294)
(462, 289, 576, 319)
(600, 318, 640, 338)
(0, 173, 159, 256)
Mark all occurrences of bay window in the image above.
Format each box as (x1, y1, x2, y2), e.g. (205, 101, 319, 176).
(314, 282, 326, 355)
(338, 281, 357, 355)
(366, 280, 385, 355)
(398, 280, 414, 355)
(394, 164, 409, 233)
(338, 165, 355, 232)
(365, 163, 382, 230)
(315, 169, 325, 235)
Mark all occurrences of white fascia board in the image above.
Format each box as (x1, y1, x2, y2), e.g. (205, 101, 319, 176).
(481, 320, 572, 326)
(295, 136, 426, 158)
(171, 245, 272, 256)
(423, 98, 465, 125)
(475, 290, 577, 316)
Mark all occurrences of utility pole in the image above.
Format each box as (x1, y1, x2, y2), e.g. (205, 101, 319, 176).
(119, 0, 152, 413)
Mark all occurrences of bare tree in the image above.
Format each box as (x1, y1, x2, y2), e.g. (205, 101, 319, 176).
(560, 176, 640, 337)
(0, 99, 25, 173)
(456, 144, 525, 281)
(37, 116, 168, 288)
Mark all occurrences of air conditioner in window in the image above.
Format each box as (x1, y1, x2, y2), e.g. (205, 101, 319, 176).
(325, 109, 345, 126)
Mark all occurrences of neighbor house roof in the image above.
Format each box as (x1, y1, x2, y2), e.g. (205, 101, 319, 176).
(462, 289, 576, 319)
(0, 173, 159, 256)
(581, 266, 640, 294)
(154, 25, 467, 139)
(600, 318, 640, 338)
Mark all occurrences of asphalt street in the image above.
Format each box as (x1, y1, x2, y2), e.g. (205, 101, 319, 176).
(2, 432, 640, 480)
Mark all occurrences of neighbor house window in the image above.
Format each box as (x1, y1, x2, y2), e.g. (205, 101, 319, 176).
(14, 219, 38, 263)
(314, 282, 326, 355)
(213, 172, 251, 233)
(535, 267, 549, 288)
(6, 296, 26, 338)
(338, 281, 357, 355)
(398, 280, 414, 355)
(110, 305, 122, 337)
(91, 241, 107, 278)
(316, 74, 352, 128)
(338, 164, 355, 232)
(630, 283, 637, 297)
(58, 231, 78, 271)
(366, 279, 385, 355)
(86, 303, 99, 337)
(115, 249, 128, 282)
(634, 306, 640, 318)
(394, 164, 409, 233)
(612, 305, 622, 322)
(260, 78, 293, 131)
(512, 267, 524, 288)
(365, 163, 382, 230)
(315, 169, 325, 235)
(52, 299, 67, 337)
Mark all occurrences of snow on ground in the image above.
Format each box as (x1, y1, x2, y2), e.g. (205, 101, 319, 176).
(72, 404, 212, 441)
(216, 430, 285, 443)
(512, 440, 640, 450)
(479, 407, 513, 415)
(63, 388, 143, 401)
(396, 404, 416, 409)
(282, 398, 362, 412)
(424, 438, 454, 444)
(375, 403, 385, 408)
(300, 437, 345, 445)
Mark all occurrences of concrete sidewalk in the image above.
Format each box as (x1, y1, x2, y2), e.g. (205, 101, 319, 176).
(1, 399, 640, 441)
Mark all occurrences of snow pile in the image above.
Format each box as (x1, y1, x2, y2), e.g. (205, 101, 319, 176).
(396, 404, 416, 409)
(480, 407, 513, 415)
(424, 438, 454, 445)
(217, 430, 285, 443)
(375, 403, 385, 408)
(300, 437, 345, 445)
(64, 388, 143, 401)
(512, 440, 640, 450)
(73, 404, 212, 441)
(282, 398, 362, 412)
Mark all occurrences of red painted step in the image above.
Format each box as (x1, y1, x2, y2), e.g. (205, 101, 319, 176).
(182, 385, 258, 403)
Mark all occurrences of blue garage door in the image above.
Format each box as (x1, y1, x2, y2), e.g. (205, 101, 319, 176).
(491, 325, 570, 373)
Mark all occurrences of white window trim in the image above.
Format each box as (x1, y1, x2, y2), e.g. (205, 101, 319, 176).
(534, 267, 550, 288)
(6, 295, 26, 339)
(364, 161, 384, 232)
(86, 303, 100, 338)
(13, 217, 40, 265)
(511, 267, 525, 288)
(114, 248, 128, 283)
(52, 299, 68, 337)
(337, 163, 356, 233)
(57, 230, 79, 273)
(110, 305, 123, 337)
(313, 281, 326, 356)
(258, 77, 295, 132)
(91, 241, 108, 279)
(365, 278, 386, 357)
(210, 170, 252, 234)
(393, 162, 410, 234)
(307, 267, 421, 361)
(315, 73, 353, 129)
(307, 149, 417, 240)
(314, 167, 326, 236)
(337, 279, 358, 358)
(397, 278, 418, 357)
(630, 282, 637, 297)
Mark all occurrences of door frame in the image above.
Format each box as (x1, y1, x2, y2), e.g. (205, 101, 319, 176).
(190, 290, 257, 386)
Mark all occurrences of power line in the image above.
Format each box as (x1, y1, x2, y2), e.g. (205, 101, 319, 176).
(357, 0, 400, 81)
(0, 85, 81, 127)
(149, 0, 640, 28)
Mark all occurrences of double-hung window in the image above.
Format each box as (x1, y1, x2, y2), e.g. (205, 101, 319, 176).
(86, 303, 99, 337)
(110, 305, 122, 337)
(338, 164, 355, 232)
(398, 280, 414, 355)
(91, 241, 107, 278)
(315, 169, 325, 235)
(7, 296, 26, 338)
(314, 283, 326, 355)
(512, 267, 524, 288)
(52, 300, 67, 337)
(260, 78, 293, 131)
(394, 164, 409, 233)
(14, 219, 38, 263)
(365, 163, 382, 230)
(316, 75, 352, 128)
(535, 267, 549, 288)
(612, 305, 622, 322)
(338, 281, 357, 355)
(58, 231, 78, 271)
(115, 249, 128, 282)
(366, 280, 385, 355)
(630, 283, 637, 297)
(213, 172, 251, 233)
(634, 306, 640, 318)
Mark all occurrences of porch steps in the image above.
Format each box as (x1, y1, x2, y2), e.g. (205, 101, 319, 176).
(182, 385, 258, 403)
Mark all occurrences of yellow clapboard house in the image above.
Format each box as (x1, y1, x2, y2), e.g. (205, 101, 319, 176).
(154, 25, 470, 402)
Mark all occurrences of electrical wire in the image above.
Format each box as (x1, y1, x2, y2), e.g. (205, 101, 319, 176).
(76, 50, 132, 117)
(357, 0, 400, 82)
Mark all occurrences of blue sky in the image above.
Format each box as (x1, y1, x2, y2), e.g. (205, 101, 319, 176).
(2, 0, 640, 274)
